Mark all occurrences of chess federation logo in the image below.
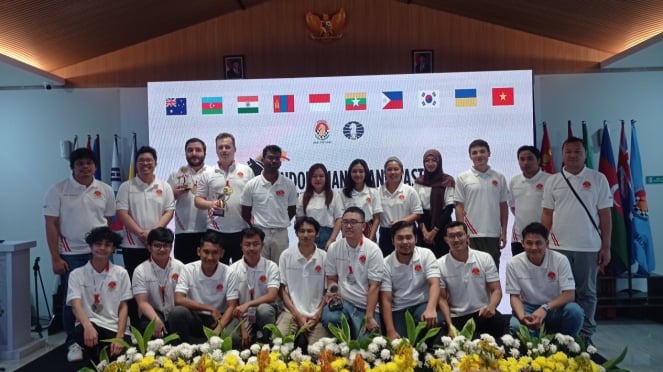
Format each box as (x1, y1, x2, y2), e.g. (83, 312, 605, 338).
(315, 120, 330, 141)
(343, 121, 364, 140)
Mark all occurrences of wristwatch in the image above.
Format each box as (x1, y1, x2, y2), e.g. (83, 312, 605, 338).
(540, 303, 550, 311)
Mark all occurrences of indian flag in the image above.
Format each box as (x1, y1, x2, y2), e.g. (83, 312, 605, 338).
(202, 97, 223, 114)
(237, 95, 259, 114)
(345, 92, 366, 110)
(309, 93, 331, 112)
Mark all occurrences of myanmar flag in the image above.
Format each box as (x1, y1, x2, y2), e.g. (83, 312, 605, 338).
(237, 96, 259, 114)
(273, 95, 295, 113)
(202, 97, 223, 115)
(345, 92, 367, 110)
(492, 87, 514, 106)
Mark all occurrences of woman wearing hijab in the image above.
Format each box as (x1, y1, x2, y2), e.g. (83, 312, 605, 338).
(413, 149, 455, 258)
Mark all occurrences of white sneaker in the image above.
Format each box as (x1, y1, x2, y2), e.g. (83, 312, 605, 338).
(67, 342, 84, 362)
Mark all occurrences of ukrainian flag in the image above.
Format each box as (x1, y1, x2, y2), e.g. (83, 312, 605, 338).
(455, 89, 477, 107)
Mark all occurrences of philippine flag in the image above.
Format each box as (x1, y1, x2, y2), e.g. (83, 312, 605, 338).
(382, 91, 403, 109)
(418, 91, 439, 108)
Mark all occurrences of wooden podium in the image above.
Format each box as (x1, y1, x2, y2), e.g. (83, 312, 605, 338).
(0, 241, 46, 360)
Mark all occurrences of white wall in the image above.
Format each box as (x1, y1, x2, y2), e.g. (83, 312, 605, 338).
(534, 71, 662, 274)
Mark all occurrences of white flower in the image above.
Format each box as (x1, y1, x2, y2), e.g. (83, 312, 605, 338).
(349, 350, 358, 362)
(212, 349, 224, 361)
(374, 359, 383, 366)
(509, 348, 520, 358)
(418, 343, 428, 352)
(240, 349, 252, 360)
(367, 343, 379, 353)
(261, 344, 271, 351)
(116, 355, 126, 363)
(250, 344, 261, 354)
(340, 344, 350, 356)
(537, 344, 546, 354)
(581, 351, 590, 358)
(307, 343, 321, 356)
(209, 336, 222, 349)
(440, 336, 452, 346)
(526, 341, 533, 349)
(501, 334, 515, 346)
(390, 338, 402, 349)
(180, 345, 193, 359)
(273, 337, 283, 346)
(147, 339, 164, 352)
(125, 347, 137, 358)
(380, 349, 391, 360)
(192, 356, 201, 365)
(587, 345, 598, 354)
(549, 344, 557, 353)
(96, 360, 108, 370)
(247, 356, 258, 364)
(290, 348, 303, 362)
(160, 345, 172, 355)
(145, 351, 156, 357)
(434, 348, 446, 359)
(301, 354, 312, 362)
(541, 338, 550, 346)
(133, 352, 144, 362)
(568, 342, 581, 354)
(372, 336, 387, 348)
(272, 345, 281, 353)
(198, 343, 210, 354)
(479, 333, 495, 344)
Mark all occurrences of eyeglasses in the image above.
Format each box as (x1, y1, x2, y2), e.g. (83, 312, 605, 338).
(446, 232, 466, 239)
(151, 242, 172, 250)
(342, 219, 364, 226)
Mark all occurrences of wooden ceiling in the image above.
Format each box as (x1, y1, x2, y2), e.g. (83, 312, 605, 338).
(1, 0, 663, 72)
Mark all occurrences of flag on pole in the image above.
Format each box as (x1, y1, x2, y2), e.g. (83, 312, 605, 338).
(110, 135, 123, 231)
(567, 120, 573, 139)
(128, 133, 137, 179)
(540, 122, 555, 173)
(617, 120, 635, 268)
(92, 135, 101, 180)
(630, 120, 655, 273)
(582, 121, 594, 169)
(598, 123, 629, 270)
(86, 135, 91, 150)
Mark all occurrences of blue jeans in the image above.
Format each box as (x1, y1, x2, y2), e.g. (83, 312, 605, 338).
(510, 302, 584, 337)
(321, 299, 380, 339)
(61, 253, 91, 345)
(392, 303, 443, 337)
(315, 227, 333, 249)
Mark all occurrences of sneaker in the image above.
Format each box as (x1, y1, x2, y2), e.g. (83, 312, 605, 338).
(67, 342, 84, 362)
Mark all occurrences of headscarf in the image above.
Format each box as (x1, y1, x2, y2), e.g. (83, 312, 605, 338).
(415, 149, 455, 188)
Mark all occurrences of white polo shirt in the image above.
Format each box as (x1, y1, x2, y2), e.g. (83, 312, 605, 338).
(116, 176, 175, 248)
(279, 247, 326, 316)
(413, 184, 454, 211)
(508, 170, 551, 242)
(66, 262, 133, 335)
(197, 162, 255, 233)
(506, 250, 576, 305)
(296, 191, 344, 229)
(379, 183, 423, 227)
(228, 257, 280, 305)
(167, 165, 209, 234)
(454, 167, 508, 237)
(132, 258, 186, 319)
(340, 187, 383, 221)
(438, 248, 500, 317)
(325, 237, 384, 309)
(542, 167, 612, 252)
(175, 261, 235, 314)
(381, 247, 440, 311)
(240, 173, 297, 228)
(43, 177, 116, 254)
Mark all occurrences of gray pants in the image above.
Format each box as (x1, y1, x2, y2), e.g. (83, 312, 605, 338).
(553, 249, 598, 337)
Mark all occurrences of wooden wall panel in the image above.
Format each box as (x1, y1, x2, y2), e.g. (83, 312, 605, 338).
(54, 0, 612, 87)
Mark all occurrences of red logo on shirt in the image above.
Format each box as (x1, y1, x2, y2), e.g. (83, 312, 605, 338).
(492, 180, 498, 186)
(156, 189, 163, 195)
(238, 171, 244, 177)
(172, 273, 179, 282)
(359, 255, 367, 264)
(216, 284, 224, 291)
(582, 181, 591, 189)
(398, 194, 405, 200)
(94, 190, 102, 197)
(276, 190, 285, 196)
(315, 265, 322, 272)
(548, 271, 556, 281)
(108, 281, 117, 289)
(366, 197, 372, 203)
(471, 267, 480, 276)
(259, 275, 267, 283)
(536, 183, 543, 190)
(414, 264, 422, 272)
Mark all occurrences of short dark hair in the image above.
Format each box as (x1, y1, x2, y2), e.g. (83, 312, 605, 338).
(242, 226, 265, 242)
(343, 206, 366, 221)
(69, 148, 98, 169)
(137, 146, 157, 162)
(468, 139, 490, 154)
(85, 226, 122, 247)
(199, 230, 224, 249)
(562, 136, 586, 151)
(185, 138, 206, 153)
(147, 227, 174, 245)
(517, 145, 541, 161)
(521, 222, 549, 241)
(295, 216, 321, 233)
(444, 221, 468, 235)
(391, 220, 416, 240)
(262, 144, 282, 158)
(215, 132, 236, 148)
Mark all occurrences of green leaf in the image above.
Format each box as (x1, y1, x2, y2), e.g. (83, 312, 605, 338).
(459, 317, 475, 339)
(131, 326, 146, 354)
(101, 337, 132, 350)
(221, 335, 233, 352)
(602, 346, 628, 371)
(264, 323, 284, 339)
(416, 327, 441, 349)
(162, 333, 180, 345)
(341, 314, 351, 343)
(77, 368, 97, 372)
(328, 323, 344, 342)
(405, 311, 416, 343)
(348, 340, 360, 350)
(143, 319, 156, 345)
(98, 346, 109, 363)
(203, 325, 217, 339)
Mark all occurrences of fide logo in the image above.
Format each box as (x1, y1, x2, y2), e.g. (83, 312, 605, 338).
(315, 120, 330, 141)
(343, 121, 364, 140)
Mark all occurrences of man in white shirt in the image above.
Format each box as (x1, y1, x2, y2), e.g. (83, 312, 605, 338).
(241, 145, 297, 264)
(277, 216, 329, 345)
(381, 221, 441, 340)
(437, 221, 505, 339)
(169, 231, 238, 345)
(542, 136, 612, 343)
(506, 222, 583, 337)
(195, 133, 254, 264)
(508, 146, 550, 256)
(229, 227, 280, 348)
(321, 206, 384, 338)
(43, 148, 116, 353)
(454, 139, 508, 270)
(167, 138, 209, 264)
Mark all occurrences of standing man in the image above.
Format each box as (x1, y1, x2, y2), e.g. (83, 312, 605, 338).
(454, 139, 509, 270)
(240, 145, 297, 264)
(277, 217, 329, 345)
(506, 222, 584, 337)
(116, 146, 175, 278)
(321, 207, 383, 338)
(508, 146, 551, 256)
(167, 138, 209, 264)
(542, 136, 612, 344)
(195, 133, 254, 264)
(228, 227, 281, 348)
(43, 148, 116, 361)
(381, 221, 441, 340)
(437, 221, 505, 339)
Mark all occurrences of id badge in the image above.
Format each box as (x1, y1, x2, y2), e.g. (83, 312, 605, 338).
(346, 273, 357, 285)
(246, 306, 257, 324)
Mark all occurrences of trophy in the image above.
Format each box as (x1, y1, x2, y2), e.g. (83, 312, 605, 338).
(213, 180, 233, 217)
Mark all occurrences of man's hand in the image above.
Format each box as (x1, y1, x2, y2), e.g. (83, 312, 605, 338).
(234, 304, 249, 318)
(153, 318, 168, 338)
(83, 324, 99, 348)
(522, 308, 546, 330)
(364, 317, 379, 333)
(421, 309, 438, 328)
(478, 305, 496, 318)
(109, 341, 124, 356)
(386, 329, 400, 340)
(598, 247, 611, 266)
(52, 257, 69, 275)
(240, 326, 251, 349)
(499, 232, 507, 249)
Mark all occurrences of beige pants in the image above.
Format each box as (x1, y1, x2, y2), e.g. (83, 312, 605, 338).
(276, 311, 329, 344)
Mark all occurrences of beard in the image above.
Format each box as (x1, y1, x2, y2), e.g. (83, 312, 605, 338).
(187, 155, 204, 167)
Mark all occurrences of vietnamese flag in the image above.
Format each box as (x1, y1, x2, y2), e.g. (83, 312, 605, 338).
(492, 87, 514, 105)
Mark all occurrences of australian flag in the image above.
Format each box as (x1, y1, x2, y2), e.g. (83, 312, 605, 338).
(166, 98, 187, 115)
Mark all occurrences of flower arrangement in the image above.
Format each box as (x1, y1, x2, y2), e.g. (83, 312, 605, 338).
(82, 314, 627, 372)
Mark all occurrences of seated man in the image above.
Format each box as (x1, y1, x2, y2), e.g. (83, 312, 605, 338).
(437, 221, 506, 339)
(66, 227, 132, 362)
(131, 227, 185, 337)
(507, 222, 584, 337)
(229, 227, 280, 348)
(169, 231, 238, 344)
(277, 217, 329, 346)
(321, 206, 383, 338)
(381, 221, 442, 340)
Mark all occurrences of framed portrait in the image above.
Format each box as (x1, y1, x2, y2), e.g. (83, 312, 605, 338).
(412, 50, 433, 73)
(224, 55, 245, 79)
